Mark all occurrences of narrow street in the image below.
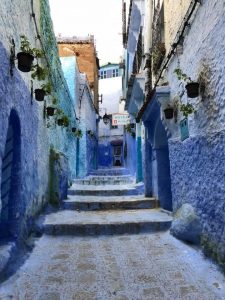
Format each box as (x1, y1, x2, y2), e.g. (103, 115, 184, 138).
(0, 169, 224, 300)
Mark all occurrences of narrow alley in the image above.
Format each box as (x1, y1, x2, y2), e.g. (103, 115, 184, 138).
(0, 169, 224, 299)
(0, 0, 225, 299)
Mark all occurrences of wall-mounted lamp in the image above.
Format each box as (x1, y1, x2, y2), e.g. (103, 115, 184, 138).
(103, 113, 110, 125)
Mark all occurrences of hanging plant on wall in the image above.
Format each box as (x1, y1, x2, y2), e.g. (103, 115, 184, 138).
(54, 108, 69, 127)
(164, 105, 174, 119)
(73, 129, 83, 138)
(17, 35, 44, 72)
(34, 82, 52, 101)
(87, 130, 94, 138)
(180, 103, 195, 118)
(31, 64, 48, 81)
(152, 43, 166, 75)
(174, 68, 199, 98)
(125, 124, 135, 138)
(46, 106, 55, 116)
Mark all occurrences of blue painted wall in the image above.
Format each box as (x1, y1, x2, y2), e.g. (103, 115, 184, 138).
(169, 132, 225, 264)
(124, 132, 136, 175)
(0, 0, 79, 241)
(142, 94, 172, 211)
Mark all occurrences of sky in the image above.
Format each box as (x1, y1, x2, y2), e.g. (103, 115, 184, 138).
(49, 0, 124, 66)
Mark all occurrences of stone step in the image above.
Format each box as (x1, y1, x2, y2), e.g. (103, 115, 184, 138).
(43, 209, 172, 236)
(89, 168, 130, 176)
(73, 177, 134, 185)
(68, 183, 144, 196)
(63, 195, 158, 211)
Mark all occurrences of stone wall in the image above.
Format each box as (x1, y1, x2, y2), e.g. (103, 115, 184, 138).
(164, 0, 191, 52)
(164, 0, 225, 269)
(0, 0, 78, 240)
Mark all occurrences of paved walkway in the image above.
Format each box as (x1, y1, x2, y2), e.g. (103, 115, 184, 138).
(0, 232, 224, 300)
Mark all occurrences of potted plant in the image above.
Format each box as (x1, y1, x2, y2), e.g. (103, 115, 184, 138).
(17, 35, 43, 72)
(174, 68, 199, 98)
(87, 130, 94, 137)
(74, 129, 83, 138)
(180, 103, 195, 117)
(125, 124, 136, 137)
(164, 105, 174, 119)
(57, 115, 69, 127)
(31, 64, 48, 81)
(71, 127, 77, 133)
(46, 107, 55, 116)
(34, 82, 52, 101)
(34, 89, 45, 101)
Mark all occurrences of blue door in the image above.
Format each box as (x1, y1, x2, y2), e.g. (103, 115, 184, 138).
(0, 110, 21, 240)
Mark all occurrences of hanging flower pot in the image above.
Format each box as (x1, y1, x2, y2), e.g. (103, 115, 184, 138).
(46, 107, 55, 116)
(71, 127, 77, 133)
(57, 119, 64, 126)
(164, 107, 174, 119)
(34, 89, 45, 101)
(185, 82, 199, 98)
(17, 52, 34, 72)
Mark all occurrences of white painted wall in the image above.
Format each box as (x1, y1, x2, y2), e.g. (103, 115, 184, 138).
(99, 76, 124, 138)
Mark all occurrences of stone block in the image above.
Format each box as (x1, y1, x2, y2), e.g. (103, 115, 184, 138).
(170, 203, 202, 245)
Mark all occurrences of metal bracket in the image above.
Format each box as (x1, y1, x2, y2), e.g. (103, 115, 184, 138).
(10, 38, 15, 76)
(31, 80, 33, 104)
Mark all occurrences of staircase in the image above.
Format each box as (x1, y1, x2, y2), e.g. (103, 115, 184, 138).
(43, 168, 172, 236)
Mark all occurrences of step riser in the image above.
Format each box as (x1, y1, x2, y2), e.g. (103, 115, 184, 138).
(63, 200, 157, 211)
(89, 171, 130, 176)
(68, 189, 143, 196)
(73, 180, 134, 185)
(44, 221, 172, 236)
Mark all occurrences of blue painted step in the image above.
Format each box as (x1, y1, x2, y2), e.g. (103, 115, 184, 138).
(68, 183, 144, 196)
(63, 195, 158, 211)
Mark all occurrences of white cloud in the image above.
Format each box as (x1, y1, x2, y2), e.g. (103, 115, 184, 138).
(49, 0, 123, 65)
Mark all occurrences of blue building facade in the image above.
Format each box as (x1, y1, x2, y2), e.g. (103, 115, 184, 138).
(98, 63, 124, 168)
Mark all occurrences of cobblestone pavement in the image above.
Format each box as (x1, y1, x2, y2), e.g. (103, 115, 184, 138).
(0, 232, 224, 300)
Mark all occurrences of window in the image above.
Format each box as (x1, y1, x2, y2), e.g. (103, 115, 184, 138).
(99, 70, 104, 79)
(103, 70, 107, 78)
(112, 69, 119, 77)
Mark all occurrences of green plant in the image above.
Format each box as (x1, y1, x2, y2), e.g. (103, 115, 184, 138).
(125, 124, 132, 133)
(41, 82, 52, 95)
(60, 115, 69, 127)
(152, 43, 166, 74)
(180, 103, 195, 117)
(87, 130, 94, 137)
(174, 68, 191, 82)
(55, 108, 64, 116)
(51, 96, 58, 105)
(74, 129, 83, 138)
(31, 64, 48, 81)
(20, 35, 44, 58)
(125, 124, 136, 137)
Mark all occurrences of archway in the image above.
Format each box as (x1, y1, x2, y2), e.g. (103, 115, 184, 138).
(153, 117, 172, 211)
(0, 110, 21, 240)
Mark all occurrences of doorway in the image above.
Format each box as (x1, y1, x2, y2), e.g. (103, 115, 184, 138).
(113, 145, 122, 166)
(0, 110, 21, 240)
